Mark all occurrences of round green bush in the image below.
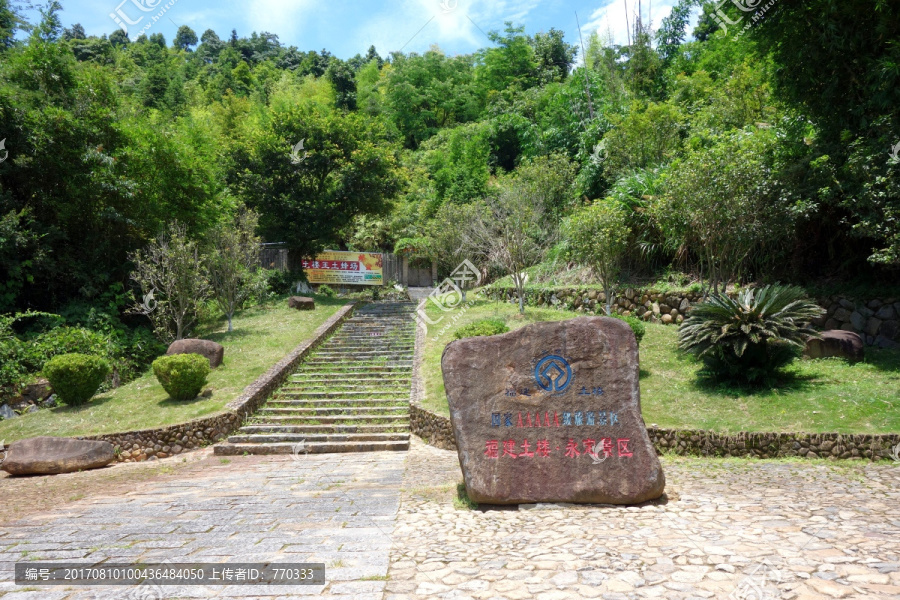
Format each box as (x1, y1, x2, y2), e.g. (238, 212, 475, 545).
(609, 314, 646, 346)
(454, 318, 510, 340)
(318, 284, 336, 297)
(43, 353, 111, 406)
(152, 354, 210, 401)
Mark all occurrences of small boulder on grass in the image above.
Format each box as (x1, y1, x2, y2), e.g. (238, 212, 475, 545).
(43, 353, 111, 407)
(152, 354, 210, 401)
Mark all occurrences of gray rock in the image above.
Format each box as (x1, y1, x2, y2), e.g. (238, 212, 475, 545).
(866, 317, 883, 337)
(287, 296, 315, 311)
(166, 339, 225, 368)
(0, 404, 16, 419)
(874, 336, 900, 350)
(850, 311, 867, 330)
(868, 299, 883, 310)
(833, 307, 852, 322)
(679, 298, 690, 312)
(1, 437, 115, 476)
(875, 305, 897, 321)
(839, 298, 855, 310)
(25, 405, 38, 414)
(804, 330, 864, 362)
(880, 320, 899, 341)
(858, 306, 874, 318)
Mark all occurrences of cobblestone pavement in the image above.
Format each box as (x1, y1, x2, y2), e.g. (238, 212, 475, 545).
(387, 438, 900, 600)
(0, 451, 405, 599)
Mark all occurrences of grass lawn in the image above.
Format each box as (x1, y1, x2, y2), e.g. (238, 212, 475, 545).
(420, 294, 900, 434)
(0, 296, 347, 442)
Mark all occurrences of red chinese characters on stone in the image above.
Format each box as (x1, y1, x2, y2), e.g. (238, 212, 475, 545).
(482, 438, 633, 459)
(535, 440, 552, 457)
(485, 440, 499, 459)
(502, 440, 518, 458)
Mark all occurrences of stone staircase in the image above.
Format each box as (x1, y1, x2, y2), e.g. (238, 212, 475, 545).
(215, 302, 417, 455)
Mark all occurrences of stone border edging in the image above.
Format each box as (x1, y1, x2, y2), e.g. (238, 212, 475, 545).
(80, 303, 357, 462)
(409, 404, 900, 462)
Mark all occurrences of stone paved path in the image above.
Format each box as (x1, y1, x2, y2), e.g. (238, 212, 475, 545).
(388, 439, 900, 600)
(2, 440, 900, 599)
(0, 451, 405, 599)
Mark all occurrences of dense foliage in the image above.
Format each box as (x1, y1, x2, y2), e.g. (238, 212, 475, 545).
(151, 353, 210, 401)
(678, 285, 824, 383)
(43, 352, 111, 406)
(0, 0, 898, 323)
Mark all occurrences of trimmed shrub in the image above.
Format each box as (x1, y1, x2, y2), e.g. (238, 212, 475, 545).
(318, 285, 336, 297)
(454, 318, 510, 340)
(610, 314, 646, 346)
(43, 353, 111, 406)
(152, 354, 210, 401)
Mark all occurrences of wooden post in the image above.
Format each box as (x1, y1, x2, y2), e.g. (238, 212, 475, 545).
(402, 256, 409, 286)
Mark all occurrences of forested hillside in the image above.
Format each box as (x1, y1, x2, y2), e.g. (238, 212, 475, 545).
(1, 0, 899, 315)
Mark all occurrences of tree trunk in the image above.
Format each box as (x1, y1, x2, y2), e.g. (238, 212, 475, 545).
(227, 313, 233, 332)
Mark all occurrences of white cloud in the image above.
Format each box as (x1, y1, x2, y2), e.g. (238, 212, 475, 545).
(354, 0, 542, 56)
(584, 0, 678, 47)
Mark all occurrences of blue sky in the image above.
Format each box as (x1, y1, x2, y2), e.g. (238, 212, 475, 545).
(35, 0, 685, 59)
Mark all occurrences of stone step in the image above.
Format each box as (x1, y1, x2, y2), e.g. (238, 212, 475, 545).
(268, 399, 408, 407)
(239, 424, 408, 435)
(214, 440, 409, 455)
(251, 415, 409, 425)
(258, 406, 409, 417)
(290, 376, 411, 383)
(227, 432, 409, 444)
(310, 350, 413, 362)
(276, 391, 408, 399)
(320, 343, 415, 351)
(301, 364, 412, 371)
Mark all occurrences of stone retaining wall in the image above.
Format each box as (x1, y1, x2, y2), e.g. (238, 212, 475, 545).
(409, 404, 900, 462)
(483, 286, 900, 348)
(410, 403, 456, 451)
(81, 303, 357, 462)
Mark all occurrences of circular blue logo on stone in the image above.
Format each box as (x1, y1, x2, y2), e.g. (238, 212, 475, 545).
(534, 355, 573, 393)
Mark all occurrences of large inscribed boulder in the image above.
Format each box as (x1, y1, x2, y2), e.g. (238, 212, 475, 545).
(1, 437, 115, 476)
(442, 317, 665, 505)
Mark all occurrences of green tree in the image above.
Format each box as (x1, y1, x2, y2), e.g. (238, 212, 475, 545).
(531, 28, 577, 83)
(232, 103, 403, 260)
(654, 130, 795, 293)
(476, 23, 538, 93)
(174, 25, 198, 51)
(205, 210, 263, 332)
(129, 222, 210, 342)
(563, 202, 630, 315)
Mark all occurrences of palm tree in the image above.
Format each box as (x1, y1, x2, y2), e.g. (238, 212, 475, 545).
(678, 285, 824, 383)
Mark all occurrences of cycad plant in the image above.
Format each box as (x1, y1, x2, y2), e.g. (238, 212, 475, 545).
(678, 285, 824, 384)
